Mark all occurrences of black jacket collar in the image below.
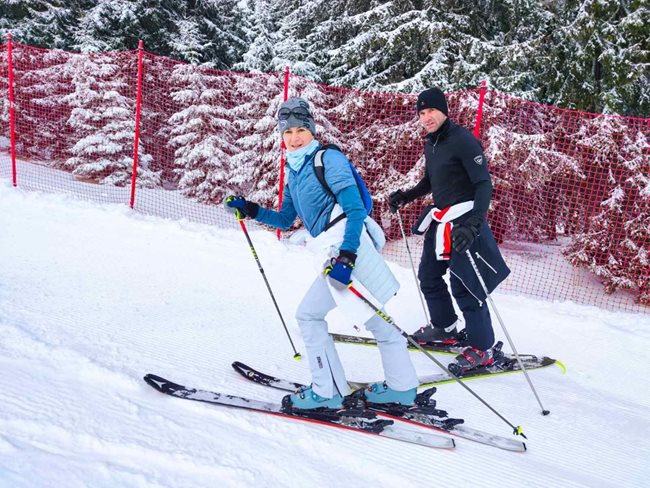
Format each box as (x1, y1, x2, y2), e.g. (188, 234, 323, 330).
(425, 118, 452, 142)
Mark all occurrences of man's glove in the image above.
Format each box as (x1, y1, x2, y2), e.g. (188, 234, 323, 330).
(224, 195, 259, 219)
(451, 215, 483, 254)
(325, 250, 357, 287)
(388, 189, 408, 214)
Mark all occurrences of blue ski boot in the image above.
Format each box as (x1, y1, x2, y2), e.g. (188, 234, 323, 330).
(285, 385, 343, 410)
(363, 382, 417, 406)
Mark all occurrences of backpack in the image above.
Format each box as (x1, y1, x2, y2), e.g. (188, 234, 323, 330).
(312, 144, 373, 225)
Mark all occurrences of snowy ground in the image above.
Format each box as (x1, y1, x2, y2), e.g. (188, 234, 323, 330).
(1, 180, 649, 488)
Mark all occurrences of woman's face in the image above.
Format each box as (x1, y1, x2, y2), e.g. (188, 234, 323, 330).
(282, 127, 314, 152)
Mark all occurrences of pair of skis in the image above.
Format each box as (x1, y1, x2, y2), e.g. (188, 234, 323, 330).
(144, 360, 529, 452)
(145, 373, 455, 450)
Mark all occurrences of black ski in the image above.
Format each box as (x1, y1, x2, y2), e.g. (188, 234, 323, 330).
(231, 362, 527, 452)
(143, 374, 455, 449)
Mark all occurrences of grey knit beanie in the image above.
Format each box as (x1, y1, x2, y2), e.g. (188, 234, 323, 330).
(277, 97, 316, 135)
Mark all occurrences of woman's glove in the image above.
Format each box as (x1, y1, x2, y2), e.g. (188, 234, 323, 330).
(224, 195, 259, 218)
(325, 250, 357, 287)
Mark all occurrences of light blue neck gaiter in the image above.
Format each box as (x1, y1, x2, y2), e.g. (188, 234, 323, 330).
(286, 139, 320, 172)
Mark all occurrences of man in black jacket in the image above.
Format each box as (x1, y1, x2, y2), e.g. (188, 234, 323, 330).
(389, 87, 510, 374)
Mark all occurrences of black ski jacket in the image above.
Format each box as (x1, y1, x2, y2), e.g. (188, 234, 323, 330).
(404, 119, 492, 220)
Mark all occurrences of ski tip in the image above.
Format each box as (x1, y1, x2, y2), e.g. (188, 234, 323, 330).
(232, 361, 247, 371)
(143, 374, 187, 394)
(144, 373, 164, 382)
(231, 362, 253, 379)
(143, 373, 167, 391)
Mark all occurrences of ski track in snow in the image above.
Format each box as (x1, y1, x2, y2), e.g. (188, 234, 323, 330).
(1, 180, 649, 487)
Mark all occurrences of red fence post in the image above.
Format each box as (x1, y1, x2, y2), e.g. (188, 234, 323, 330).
(7, 33, 17, 187)
(276, 65, 290, 239)
(473, 80, 487, 139)
(129, 40, 144, 208)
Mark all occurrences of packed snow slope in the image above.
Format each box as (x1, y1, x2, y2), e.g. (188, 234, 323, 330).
(1, 182, 649, 488)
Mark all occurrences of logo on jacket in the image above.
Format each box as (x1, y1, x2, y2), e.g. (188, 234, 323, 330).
(474, 155, 483, 165)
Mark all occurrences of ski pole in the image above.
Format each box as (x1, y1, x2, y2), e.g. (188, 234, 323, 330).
(232, 206, 301, 360)
(395, 209, 430, 326)
(466, 250, 549, 415)
(346, 283, 526, 438)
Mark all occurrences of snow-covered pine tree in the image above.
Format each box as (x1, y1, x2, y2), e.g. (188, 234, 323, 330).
(168, 16, 211, 66)
(62, 51, 158, 187)
(295, 0, 374, 83)
(140, 53, 178, 187)
(545, 0, 649, 116)
(11, 47, 73, 161)
(313, 1, 446, 91)
(0, 0, 87, 50)
(188, 0, 248, 69)
(565, 115, 650, 303)
(72, 0, 175, 54)
(481, 96, 585, 242)
(445, 0, 554, 99)
(228, 72, 285, 206)
(166, 62, 237, 204)
(269, 0, 322, 80)
(234, 0, 277, 73)
(348, 92, 425, 239)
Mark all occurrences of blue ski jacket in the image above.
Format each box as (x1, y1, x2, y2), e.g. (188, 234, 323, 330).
(255, 142, 366, 253)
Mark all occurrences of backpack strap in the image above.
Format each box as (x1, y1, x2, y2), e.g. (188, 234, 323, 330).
(313, 144, 342, 197)
(313, 149, 335, 198)
(313, 144, 346, 231)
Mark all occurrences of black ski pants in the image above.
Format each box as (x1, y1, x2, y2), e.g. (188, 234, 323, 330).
(418, 232, 495, 351)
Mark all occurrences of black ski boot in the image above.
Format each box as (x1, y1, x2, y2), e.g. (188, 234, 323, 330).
(448, 341, 505, 376)
(411, 323, 461, 344)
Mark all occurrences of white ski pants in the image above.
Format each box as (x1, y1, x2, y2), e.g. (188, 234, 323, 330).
(296, 274, 419, 398)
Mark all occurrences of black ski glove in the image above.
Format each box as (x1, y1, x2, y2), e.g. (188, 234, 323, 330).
(451, 215, 483, 254)
(224, 195, 259, 219)
(388, 189, 409, 214)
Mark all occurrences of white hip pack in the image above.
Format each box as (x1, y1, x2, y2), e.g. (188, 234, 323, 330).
(414, 201, 474, 260)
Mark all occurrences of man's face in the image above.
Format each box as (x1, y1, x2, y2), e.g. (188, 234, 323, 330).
(418, 108, 447, 134)
(282, 127, 314, 152)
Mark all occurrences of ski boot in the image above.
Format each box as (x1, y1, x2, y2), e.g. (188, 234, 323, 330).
(447, 341, 505, 376)
(363, 381, 417, 406)
(282, 384, 343, 410)
(411, 322, 461, 344)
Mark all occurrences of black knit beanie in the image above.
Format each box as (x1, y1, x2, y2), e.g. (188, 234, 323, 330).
(416, 87, 448, 116)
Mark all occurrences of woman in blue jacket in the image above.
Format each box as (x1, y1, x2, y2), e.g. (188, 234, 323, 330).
(225, 97, 419, 410)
